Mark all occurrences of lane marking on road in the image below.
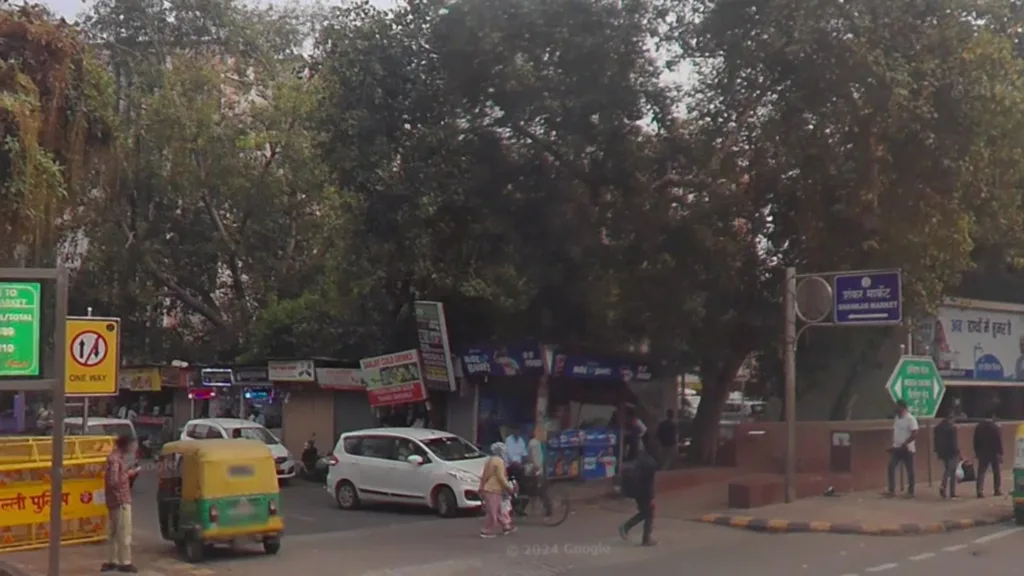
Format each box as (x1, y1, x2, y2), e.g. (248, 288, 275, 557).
(864, 563, 898, 572)
(908, 553, 935, 561)
(972, 527, 1022, 544)
(941, 544, 967, 552)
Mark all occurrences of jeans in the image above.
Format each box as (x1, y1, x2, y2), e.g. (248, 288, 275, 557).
(887, 447, 915, 495)
(977, 457, 1001, 495)
(940, 457, 958, 497)
(108, 504, 132, 565)
(621, 497, 654, 543)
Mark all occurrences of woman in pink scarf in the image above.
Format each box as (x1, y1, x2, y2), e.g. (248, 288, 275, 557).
(478, 442, 515, 538)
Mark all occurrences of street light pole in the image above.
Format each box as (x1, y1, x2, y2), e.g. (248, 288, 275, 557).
(783, 267, 797, 503)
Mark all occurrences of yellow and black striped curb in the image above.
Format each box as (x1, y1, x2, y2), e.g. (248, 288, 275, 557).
(698, 512, 1014, 536)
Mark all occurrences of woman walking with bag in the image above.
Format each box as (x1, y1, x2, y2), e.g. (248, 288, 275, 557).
(478, 442, 516, 538)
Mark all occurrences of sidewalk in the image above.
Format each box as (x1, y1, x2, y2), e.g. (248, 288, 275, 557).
(698, 484, 1014, 536)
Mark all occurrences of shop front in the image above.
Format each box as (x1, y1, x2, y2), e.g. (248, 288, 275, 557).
(232, 366, 279, 428)
(461, 344, 547, 448)
(318, 367, 375, 441)
(270, 360, 335, 459)
(116, 366, 184, 450)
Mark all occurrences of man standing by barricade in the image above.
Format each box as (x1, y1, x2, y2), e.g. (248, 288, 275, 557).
(102, 434, 140, 573)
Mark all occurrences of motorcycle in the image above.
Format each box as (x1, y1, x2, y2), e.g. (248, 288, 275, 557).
(299, 436, 329, 483)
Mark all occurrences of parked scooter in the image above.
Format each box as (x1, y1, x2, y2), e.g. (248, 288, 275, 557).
(300, 435, 329, 483)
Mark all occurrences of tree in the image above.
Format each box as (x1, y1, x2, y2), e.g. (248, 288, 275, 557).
(0, 4, 115, 266)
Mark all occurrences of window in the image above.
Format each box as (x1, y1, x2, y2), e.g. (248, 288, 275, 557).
(421, 435, 485, 461)
(230, 426, 278, 445)
(393, 439, 428, 462)
(205, 426, 225, 440)
(358, 437, 393, 459)
(227, 465, 255, 478)
(342, 436, 362, 456)
(185, 424, 204, 438)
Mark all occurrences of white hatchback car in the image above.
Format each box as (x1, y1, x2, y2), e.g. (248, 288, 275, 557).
(180, 418, 296, 480)
(326, 428, 487, 517)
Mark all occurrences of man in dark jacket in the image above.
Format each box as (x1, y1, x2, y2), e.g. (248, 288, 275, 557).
(933, 410, 959, 499)
(656, 410, 679, 470)
(974, 412, 1003, 497)
(618, 445, 657, 546)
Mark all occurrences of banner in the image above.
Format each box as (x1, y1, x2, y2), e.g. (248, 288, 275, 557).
(414, 301, 457, 391)
(267, 360, 315, 382)
(118, 367, 161, 391)
(316, 368, 364, 391)
(551, 354, 653, 382)
(461, 345, 545, 377)
(923, 300, 1024, 382)
(360, 350, 428, 407)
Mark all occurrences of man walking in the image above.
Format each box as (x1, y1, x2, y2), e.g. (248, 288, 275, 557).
(933, 409, 959, 499)
(618, 445, 657, 546)
(656, 410, 679, 470)
(102, 434, 139, 573)
(974, 411, 1003, 498)
(887, 400, 918, 498)
(526, 425, 553, 517)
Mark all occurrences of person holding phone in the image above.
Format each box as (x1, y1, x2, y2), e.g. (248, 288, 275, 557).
(102, 434, 140, 573)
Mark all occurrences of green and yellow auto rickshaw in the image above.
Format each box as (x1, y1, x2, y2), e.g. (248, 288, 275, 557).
(157, 439, 283, 562)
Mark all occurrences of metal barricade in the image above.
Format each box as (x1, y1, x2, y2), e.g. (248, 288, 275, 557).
(0, 436, 114, 552)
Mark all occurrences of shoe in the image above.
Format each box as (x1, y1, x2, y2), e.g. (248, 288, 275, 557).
(117, 566, 138, 574)
(100, 564, 117, 572)
(502, 526, 517, 535)
(618, 525, 629, 540)
(480, 532, 497, 539)
(641, 539, 657, 547)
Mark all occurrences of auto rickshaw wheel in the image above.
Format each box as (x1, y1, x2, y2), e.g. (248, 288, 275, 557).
(335, 480, 360, 510)
(1015, 507, 1024, 526)
(263, 537, 281, 555)
(183, 535, 205, 563)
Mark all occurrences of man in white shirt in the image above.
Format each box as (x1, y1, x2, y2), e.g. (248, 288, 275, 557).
(505, 427, 528, 465)
(887, 400, 919, 497)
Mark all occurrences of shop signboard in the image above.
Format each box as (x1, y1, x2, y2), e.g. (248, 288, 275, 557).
(232, 367, 270, 386)
(200, 368, 233, 387)
(922, 299, 1024, 382)
(413, 301, 457, 392)
(316, 368, 364, 391)
(267, 360, 315, 382)
(359, 349, 428, 407)
(551, 354, 653, 382)
(119, 367, 162, 391)
(460, 345, 545, 377)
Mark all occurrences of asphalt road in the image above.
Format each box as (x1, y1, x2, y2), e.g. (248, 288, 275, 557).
(130, 467, 442, 539)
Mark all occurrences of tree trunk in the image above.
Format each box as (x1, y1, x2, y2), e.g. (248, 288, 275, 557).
(688, 352, 748, 465)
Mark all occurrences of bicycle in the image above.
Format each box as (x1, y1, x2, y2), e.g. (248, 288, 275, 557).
(509, 477, 571, 527)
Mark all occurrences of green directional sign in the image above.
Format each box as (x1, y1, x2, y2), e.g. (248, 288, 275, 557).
(0, 282, 42, 377)
(886, 355, 945, 418)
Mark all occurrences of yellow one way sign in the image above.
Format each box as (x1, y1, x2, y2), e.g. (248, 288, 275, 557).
(66, 317, 120, 396)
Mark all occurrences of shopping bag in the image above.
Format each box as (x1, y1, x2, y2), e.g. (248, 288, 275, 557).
(955, 461, 965, 482)
(959, 460, 976, 483)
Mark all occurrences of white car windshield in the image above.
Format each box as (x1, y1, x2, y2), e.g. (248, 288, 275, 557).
(422, 436, 485, 461)
(68, 423, 134, 437)
(232, 427, 278, 445)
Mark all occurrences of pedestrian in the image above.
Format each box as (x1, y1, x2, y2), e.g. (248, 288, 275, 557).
(656, 410, 678, 470)
(973, 411, 1003, 498)
(505, 425, 528, 467)
(933, 408, 959, 499)
(525, 424, 553, 517)
(102, 434, 140, 573)
(886, 400, 918, 498)
(478, 442, 515, 538)
(618, 443, 657, 546)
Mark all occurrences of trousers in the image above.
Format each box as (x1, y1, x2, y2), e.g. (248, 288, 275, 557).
(886, 447, 915, 495)
(108, 504, 132, 565)
(977, 457, 1001, 495)
(622, 497, 653, 543)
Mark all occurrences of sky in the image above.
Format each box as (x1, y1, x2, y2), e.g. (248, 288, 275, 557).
(43, 0, 395, 20)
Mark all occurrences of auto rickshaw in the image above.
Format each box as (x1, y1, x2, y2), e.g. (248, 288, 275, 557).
(157, 439, 283, 562)
(1014, 423, 1024, 524)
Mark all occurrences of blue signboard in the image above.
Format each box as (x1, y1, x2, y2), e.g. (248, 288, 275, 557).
(460, 345, 545, 377)
(833, 270, 902, 325)
(551, 354, 653, 382)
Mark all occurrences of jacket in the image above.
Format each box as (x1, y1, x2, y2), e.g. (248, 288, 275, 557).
(932, 419, 958, 459)
(973, 420, 1003, 460)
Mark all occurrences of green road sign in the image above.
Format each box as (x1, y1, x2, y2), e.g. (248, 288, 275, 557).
(886, 355, 945, 418)
(0, 282, 42, 377)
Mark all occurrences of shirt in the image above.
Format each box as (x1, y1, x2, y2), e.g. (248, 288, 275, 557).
(506, 435, 528, 464)
(104, 451, 132, 508)
(892, 413, 919, 453)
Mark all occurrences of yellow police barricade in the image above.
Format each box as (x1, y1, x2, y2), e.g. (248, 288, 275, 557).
(0, 436, 115, 552)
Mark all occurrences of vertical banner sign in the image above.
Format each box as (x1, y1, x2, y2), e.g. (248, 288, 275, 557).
(0, 282, 41, 377)
(413, 301, 457, 392)
(66, 317, 121, 396)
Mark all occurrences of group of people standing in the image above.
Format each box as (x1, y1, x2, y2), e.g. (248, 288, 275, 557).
(476, 425, 550, 537)
(887, 399, 1004, 499)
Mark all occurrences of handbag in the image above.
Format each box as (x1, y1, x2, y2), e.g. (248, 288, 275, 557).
(959, 460, 976, 483)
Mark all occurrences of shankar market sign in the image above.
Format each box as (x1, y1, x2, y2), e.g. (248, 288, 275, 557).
(0, 282, 41, 378)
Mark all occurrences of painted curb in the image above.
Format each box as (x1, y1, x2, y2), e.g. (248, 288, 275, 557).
(697, 512, 1014, 536)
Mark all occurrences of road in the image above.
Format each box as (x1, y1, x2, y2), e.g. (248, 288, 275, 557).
(131, 466, 439, 539)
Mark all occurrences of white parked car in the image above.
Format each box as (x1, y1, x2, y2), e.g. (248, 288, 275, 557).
(326, 428, 487, 517)
(180, 418, 296, 480)
(64, 417, 139, 487)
